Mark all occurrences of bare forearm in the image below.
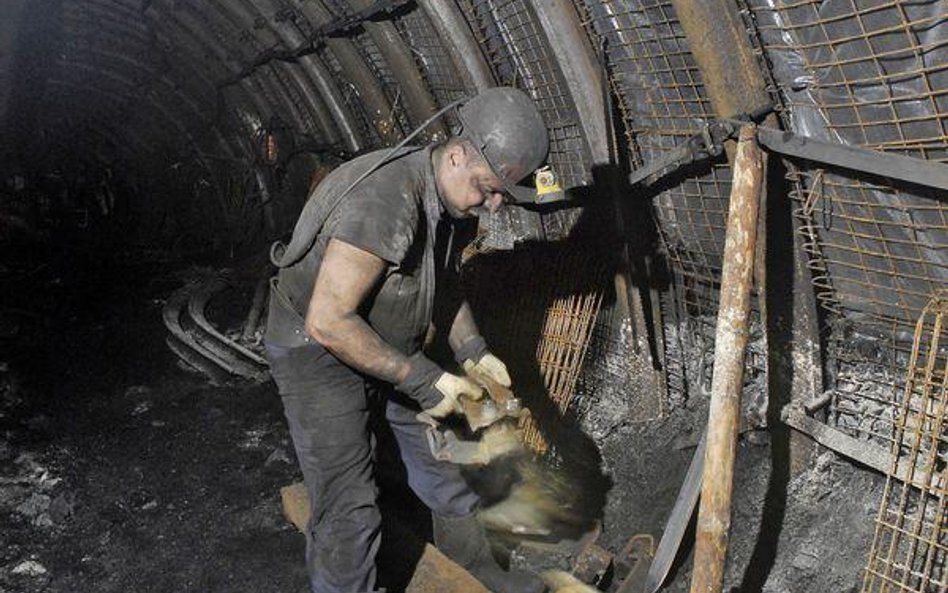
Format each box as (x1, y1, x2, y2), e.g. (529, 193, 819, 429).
(448, 300, 481, 353)
(308, 313, 412, 385)
(305, 238, 428, 387)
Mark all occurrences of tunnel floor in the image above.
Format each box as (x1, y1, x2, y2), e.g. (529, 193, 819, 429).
(0, 240, 889, 593)
(0, 248, 308, 592)
(0, 245, 445, 593)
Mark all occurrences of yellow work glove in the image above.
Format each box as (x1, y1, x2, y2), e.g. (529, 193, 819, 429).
(463, 352, 511, 387)
(424, 372, 484, 418)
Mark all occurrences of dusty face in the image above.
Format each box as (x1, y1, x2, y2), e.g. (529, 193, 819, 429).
(436, 145, 507, 219)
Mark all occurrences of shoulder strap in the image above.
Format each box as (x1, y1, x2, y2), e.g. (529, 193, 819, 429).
(270, 96, 467, 268)
(269, 146, 422, 268)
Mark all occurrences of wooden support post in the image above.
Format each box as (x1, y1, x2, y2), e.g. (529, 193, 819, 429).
(690, 124, 764, 593)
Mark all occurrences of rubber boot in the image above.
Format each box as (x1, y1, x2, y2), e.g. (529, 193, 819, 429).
(433, 513, 545, 593)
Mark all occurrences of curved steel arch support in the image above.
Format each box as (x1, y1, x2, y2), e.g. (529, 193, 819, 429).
(149, 77, 239, 161)
(264, 62, 320, 135)
(346, 0, 446, 140)
(250, 0, 362, 152)
(417, 0, 494, 93)
(292, 0, 397, 145)
(146, 2, 264, 126)
(220, 0, 284, 47)
(212, 0, 313, 135)
(245, 0, 339, 146)
(62, 1, 151, 42)
(147, 1, 242, 78)
(324, 38, 397, 145)
(529, 0, 607, 166)
(143, 2, 253, 158)
(164, 0, 256, 67)
(298, 55, 363, 153)
(281, 61, 342, 147)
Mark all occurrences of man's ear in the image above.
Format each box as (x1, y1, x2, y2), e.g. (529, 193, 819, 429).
(448, 143, 465, 169)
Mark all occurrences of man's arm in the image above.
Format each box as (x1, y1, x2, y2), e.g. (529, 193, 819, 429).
(447, 300, 483, 357)
(304, 237, 411, 385)
(447, 300, 512, 387)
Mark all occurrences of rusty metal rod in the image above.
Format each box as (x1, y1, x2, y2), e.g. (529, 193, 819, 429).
(690, 124, 764, 593)
(667, 0, 771, 131)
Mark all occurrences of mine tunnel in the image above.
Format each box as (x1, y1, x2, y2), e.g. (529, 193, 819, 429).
(1, 0, 947, 592)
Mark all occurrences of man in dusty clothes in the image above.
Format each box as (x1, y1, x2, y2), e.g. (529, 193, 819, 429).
(264, 87, 551, 593)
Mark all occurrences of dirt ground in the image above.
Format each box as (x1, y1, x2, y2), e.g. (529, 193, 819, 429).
(0, 247, 488, 593)
(1, 242, 886, 593)
(0, 249, 315, 592)
(570, 297, 886, 593)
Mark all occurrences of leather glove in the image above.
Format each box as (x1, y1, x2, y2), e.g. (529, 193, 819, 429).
(425, 372, 484, 418)
(463, 352, 511, 387)
(396, 352, 483, 417)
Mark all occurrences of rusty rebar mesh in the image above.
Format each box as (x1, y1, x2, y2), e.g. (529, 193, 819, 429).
(456, 0, 593, 189)
(829, 357, 904, 447)
(862, 291, 948, 593)
(746, 0, 948, 444)
(579, 0, 769, 409)
(464, 243, 610, 455)
(393, 9, 471, 112)
(791, 173, 947, 332)
(750, 0, 948, 160)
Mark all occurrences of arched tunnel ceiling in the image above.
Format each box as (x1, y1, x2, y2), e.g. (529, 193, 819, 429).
(0, 0, 606, 185)
(1, 0, 946, 344)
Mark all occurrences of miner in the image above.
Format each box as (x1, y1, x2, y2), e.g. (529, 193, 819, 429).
(264, 87, 550, 593)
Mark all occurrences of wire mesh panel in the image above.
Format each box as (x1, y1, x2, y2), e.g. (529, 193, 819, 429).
(464, 243, 610, 455)
(525, 258, 608, 451)
(862, 291, 948, 593)
(349, 31, 412, 137)
(747, 0, 948, 445)
(457, 0, 593, 189)
(580, 0, 732, 274)
(393, 9, 472, 109)
(579, 0, 768, 408)
(319, 47, 381, 147)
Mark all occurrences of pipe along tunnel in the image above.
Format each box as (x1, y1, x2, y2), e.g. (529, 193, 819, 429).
(1, 1, 946, 592)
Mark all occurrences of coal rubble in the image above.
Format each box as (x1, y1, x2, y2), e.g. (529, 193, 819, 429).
(1, 364, 62, 591)
(556, 303, 889, 592)
(0, 255, 312, 593)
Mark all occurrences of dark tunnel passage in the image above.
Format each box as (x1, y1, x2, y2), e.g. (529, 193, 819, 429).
(1, 1, 947, 592)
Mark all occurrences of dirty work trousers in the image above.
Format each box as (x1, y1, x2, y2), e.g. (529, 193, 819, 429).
(266, 343, 480, 593)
